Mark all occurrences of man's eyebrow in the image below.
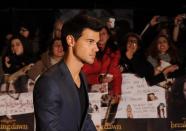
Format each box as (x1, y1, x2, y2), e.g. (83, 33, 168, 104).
(86, 39, 95, 41)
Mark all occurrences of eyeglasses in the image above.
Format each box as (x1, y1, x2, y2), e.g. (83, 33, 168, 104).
(128, 41, 138, 47)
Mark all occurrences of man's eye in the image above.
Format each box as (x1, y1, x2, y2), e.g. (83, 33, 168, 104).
(88, 40, 94, 44)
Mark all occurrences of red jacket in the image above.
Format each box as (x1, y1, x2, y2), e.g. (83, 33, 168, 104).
(82, 48, 122, 95)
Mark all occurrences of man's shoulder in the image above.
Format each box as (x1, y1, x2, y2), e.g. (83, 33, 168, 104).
(38, 61, 65, 81)
(45, 63, 61, 76)
(34, 62, 66, 89)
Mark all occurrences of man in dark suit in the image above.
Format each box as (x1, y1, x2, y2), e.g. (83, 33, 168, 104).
(33, 15, 103, 131)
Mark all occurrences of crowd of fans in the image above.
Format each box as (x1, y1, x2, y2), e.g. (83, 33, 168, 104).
(0, 13, 186, 92)
(0, 13, 186, 117)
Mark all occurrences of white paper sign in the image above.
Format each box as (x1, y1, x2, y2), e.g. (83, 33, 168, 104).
(0, 92, 34, 116)
(88, 83, 110, 131)
(116, 73, 167, 118)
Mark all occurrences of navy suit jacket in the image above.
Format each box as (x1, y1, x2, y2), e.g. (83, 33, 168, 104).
(33, 60, 96, 131)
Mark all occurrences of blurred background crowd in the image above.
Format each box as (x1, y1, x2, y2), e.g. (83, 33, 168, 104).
(0, 3, 186, 130)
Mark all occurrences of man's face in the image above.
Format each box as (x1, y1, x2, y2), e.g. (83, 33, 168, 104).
(73, 28, 99, 64)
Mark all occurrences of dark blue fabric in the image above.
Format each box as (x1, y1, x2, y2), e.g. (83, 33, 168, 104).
(33, 60, 96, 131)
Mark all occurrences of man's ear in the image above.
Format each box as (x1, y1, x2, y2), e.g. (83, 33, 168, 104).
(66, 35, 75, 47)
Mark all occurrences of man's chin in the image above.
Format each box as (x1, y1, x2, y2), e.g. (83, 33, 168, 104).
(88, 61, 94, 64)
(87, 60, 95, 64)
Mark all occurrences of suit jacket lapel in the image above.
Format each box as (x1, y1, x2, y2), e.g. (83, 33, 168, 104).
(80, 72, 89, 110)
(79, 72, 89, 128)
(58, 61, 81, 125)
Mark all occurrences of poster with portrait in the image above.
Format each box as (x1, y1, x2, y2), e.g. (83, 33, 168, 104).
(0, 76, 35, 131)
(88, 83, 110, 130)
(0, 113, 34, 131)
(0, 92, 34, 116)
(90, 83, 108, 94)
(167, 75, 186, 130)
(115, 73, 167, 118)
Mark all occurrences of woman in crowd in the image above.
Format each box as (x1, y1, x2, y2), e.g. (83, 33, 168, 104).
(146, 34, 184, 78)
(119, 32, 178, 86)
(141, 15, 175, 50)
(27, 38, 64, 81)
(1, 35, 35, 93)
(2, 35, 35, 74)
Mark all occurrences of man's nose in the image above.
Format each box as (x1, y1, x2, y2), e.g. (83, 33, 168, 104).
(95, 44, 99, 52)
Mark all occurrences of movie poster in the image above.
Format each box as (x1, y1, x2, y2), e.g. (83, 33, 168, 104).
(116, 74, 167, 118)
(0, 81, 35, 131)
(0, 92, 34, 131)
(88, 83, 111, 131)
(167, 76, 186, 131)
(0, 70, 186, 131)
(88, 74, 186, 131)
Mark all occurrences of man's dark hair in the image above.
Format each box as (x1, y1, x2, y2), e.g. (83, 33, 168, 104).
(61, 15, 103, 51)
